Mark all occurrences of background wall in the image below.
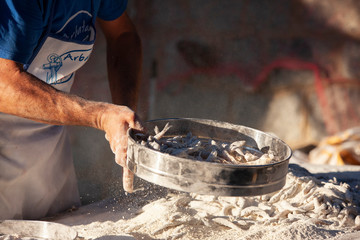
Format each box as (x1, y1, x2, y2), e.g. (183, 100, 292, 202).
(70, 0, 360, 204)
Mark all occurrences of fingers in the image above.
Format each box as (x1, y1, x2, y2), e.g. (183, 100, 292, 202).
(114, 135, 128, 166)
(122, 167, 134, 193)
(118, 113, 141, 194)
(102, 105, 143, 193)
(114, 137, 134, 194)
(114, 136, 134, 194)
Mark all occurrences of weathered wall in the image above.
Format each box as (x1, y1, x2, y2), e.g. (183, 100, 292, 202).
(70, 0, 360, 203)
(132, 0, 360, 144)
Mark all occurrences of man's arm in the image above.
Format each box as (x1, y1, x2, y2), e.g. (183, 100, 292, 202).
(98, 12, 142, 110)
(0, 58, 142, 192)
(97, 12, 143, 192)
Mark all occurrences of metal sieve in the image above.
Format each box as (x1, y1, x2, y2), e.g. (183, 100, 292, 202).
(127, 118, 292, 196)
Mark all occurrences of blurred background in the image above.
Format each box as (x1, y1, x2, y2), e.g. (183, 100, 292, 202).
(69, 0, 360, 204)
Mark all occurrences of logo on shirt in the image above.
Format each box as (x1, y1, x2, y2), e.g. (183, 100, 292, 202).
(43, 54, 62, 84)
(43, 49, 91, 85)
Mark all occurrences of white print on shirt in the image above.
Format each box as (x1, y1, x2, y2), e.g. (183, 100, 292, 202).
(56, 10, 95, 41)
(61, 20, 93, 41)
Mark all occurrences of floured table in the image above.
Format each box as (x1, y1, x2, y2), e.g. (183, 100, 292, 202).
(45, 154, 360, 240)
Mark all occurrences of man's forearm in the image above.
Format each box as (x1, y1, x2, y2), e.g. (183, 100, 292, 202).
(106, 31, 142, 110)
(98, 13, 142, 111)
(0, 58, 108, 129)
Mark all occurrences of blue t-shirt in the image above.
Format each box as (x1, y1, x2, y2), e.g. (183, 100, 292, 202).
(0, 0, 127, 64)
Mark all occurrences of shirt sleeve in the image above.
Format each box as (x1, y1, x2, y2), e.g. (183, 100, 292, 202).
(97, 0, 128, 21)
(0, 0, 47, 64)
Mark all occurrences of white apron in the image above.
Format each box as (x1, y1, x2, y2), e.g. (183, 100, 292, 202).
(0, 2, 95, 219)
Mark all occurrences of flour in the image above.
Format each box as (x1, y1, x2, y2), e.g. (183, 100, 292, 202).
(50, 161, 360, 240)
(64, 164, 359, 240)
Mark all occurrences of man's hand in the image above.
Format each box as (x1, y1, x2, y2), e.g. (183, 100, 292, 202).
(101, 105, 143, 193)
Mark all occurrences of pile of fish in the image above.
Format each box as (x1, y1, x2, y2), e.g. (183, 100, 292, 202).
(134, 123, 279, 165)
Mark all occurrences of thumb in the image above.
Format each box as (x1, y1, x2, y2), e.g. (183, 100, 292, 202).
(128, 114, 144, 132)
